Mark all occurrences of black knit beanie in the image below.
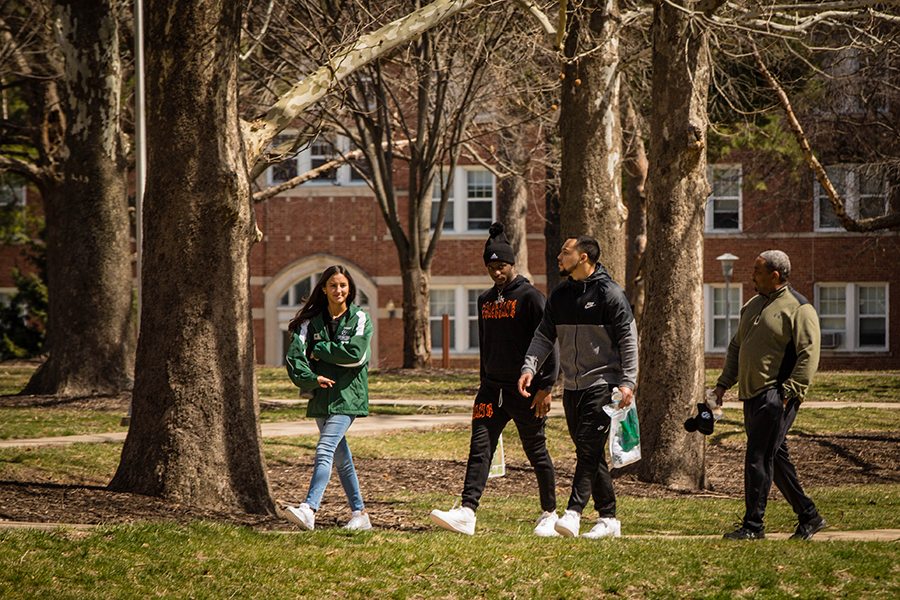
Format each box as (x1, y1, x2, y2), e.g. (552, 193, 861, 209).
(483, 222, 515, 265)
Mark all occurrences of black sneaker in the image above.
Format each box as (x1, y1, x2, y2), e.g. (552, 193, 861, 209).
(723, 526, 765, 540)
(790, 515, 826, 540)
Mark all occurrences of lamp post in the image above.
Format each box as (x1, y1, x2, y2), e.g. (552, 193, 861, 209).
(717, 253, 738, 345)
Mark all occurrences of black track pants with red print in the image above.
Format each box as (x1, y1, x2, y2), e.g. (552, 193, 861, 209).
(460, 383, 556, 513)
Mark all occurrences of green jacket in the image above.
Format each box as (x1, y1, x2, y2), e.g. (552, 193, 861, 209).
(285, 304, 372, 418)
(718, 284, 820, 401)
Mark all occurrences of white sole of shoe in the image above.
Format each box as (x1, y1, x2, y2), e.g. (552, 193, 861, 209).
(429, 512, 474, 535)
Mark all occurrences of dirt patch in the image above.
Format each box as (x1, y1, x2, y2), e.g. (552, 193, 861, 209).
(2, 421, 898, 531)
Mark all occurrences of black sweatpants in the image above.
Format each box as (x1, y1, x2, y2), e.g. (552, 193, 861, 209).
(562, 384, 616, 517)
(461, 383, 556, 513)
(742, 387, 818, 532)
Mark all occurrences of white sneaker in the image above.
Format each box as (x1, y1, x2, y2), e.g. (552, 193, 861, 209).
(554, 509, 581, 538)
(344, 510, 372, 531)
(583, 517, 621, 539)
(430, 506, 476, 535)
(533, 511, 560, 537)
(285, 503, 315, 531)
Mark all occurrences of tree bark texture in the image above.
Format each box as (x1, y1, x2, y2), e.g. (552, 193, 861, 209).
(636, 0, 711, 489)
(496, 126, 531, 280)
(622, 87, 648, 327)
(402, 267, 431, 369)
(109, 0, 273, 513)
(23, 0, 135, 396)
(558, 0, 626, 284)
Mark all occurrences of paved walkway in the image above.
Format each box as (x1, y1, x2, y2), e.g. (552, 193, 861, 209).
(2, 400, 898, 449)
(2, 399, 899, 540)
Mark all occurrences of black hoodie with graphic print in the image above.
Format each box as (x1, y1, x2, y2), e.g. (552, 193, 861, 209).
(478, 275, 559, 393)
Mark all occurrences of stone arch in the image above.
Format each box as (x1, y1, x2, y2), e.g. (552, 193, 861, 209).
(263, 255, 378, 366)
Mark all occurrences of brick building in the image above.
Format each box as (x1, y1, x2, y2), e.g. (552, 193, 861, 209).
(703, 153, 899, 371)
(249, 141, 550, 368)
(2, 136, 897, 372)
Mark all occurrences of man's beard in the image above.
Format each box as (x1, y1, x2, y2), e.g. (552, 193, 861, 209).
(559, 264, 575, 278)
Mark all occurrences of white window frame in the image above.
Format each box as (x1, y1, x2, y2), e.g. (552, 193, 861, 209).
(430, 285, 481, 354)
(705, 164, 742, 233)
(266, 132, 369, 188)
(815, 164, 889, 232)
(431, 167, 495, 235)
(703, 284, 742, 353)
(815, 283, 889, 352)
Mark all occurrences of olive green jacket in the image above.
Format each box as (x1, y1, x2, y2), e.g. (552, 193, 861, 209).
(285, 304, 372, 418)
(718, 284, 821, 401)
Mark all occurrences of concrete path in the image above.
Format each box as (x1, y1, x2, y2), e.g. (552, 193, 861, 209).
(2, 398, 898, 540)
(2, 399, 898, 449)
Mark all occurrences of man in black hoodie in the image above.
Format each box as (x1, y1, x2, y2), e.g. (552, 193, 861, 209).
(519, 235, 638, 539)
(430, 222, 560, 536)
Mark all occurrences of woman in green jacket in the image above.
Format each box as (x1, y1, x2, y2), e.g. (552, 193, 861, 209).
(283, 265, 373, 531)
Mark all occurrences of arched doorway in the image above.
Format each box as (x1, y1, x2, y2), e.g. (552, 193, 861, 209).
(263, 256, 378, 366)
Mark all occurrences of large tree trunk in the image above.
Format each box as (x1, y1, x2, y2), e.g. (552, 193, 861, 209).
(622, 87, 648, 328)
(109, 0, 273, 513)
(401, 266, 431, 369)
(558, 0, 625, 283)
(636, 0, 712, 489)
(22, 0, 134, 396)
(496, 127, 531, 279)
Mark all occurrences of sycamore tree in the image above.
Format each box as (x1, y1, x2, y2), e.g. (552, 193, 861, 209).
(0, 0, 135, 397)
(109, 0, 499, 511)
(636, 0, 900, 490)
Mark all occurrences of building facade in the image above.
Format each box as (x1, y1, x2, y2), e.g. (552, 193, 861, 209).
(703, 152, 899, 371)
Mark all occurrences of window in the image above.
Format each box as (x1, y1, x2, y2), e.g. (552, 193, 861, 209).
(819, 47, 889, 115)
(0, 172, 27, 207)
(466, 170, 494, 231)
(467, 289, 480, 351)
(430, 289, 456, 351)
(704, 284, 741, 352)
(706, 165, 741, 232)
(431, 168, 494, 234)
(431, 174, 454, 230)
(815, 283, 888, 351)
(430, 286, 481, 353)
(266, 132, 369, 187)
(815, 165, 888, 231)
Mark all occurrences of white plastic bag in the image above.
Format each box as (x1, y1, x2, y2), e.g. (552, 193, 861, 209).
(604, 399, 642, 469)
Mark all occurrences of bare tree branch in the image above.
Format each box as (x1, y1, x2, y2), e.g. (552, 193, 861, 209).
(752, 45, 900, 232)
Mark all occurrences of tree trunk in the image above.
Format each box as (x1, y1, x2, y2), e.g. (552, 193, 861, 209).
(636, 0, 711, 489)
(622, 87, 648, 328)
(109, 0, 273, 513)
(496, 127, 531, 279)
(402, 267, 431, 369)
(558, 0, 625, 283)
(22, 0, 134, 396)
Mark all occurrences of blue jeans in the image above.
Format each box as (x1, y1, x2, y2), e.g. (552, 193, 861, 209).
(304, 415, 365, 512)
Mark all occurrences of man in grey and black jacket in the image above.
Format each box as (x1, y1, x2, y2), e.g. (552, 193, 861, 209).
(518, 235, 638, 539)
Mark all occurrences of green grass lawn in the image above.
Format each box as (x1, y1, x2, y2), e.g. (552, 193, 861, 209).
(1, 362, 899, 598)
(1, 497, 898, 599)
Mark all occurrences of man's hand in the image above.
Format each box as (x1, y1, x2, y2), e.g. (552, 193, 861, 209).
(712, 385, 726, 406)
(618, 386, 634, 409)
(531, 389, 551, 418)
(317, 375, 336, 388)
(517, 373, 534, 398)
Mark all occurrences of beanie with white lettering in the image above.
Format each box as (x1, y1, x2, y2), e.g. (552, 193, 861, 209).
(483, 222, 515, 265)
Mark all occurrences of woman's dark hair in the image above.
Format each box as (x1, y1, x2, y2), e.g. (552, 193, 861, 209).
(288, 265, 357, 334)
